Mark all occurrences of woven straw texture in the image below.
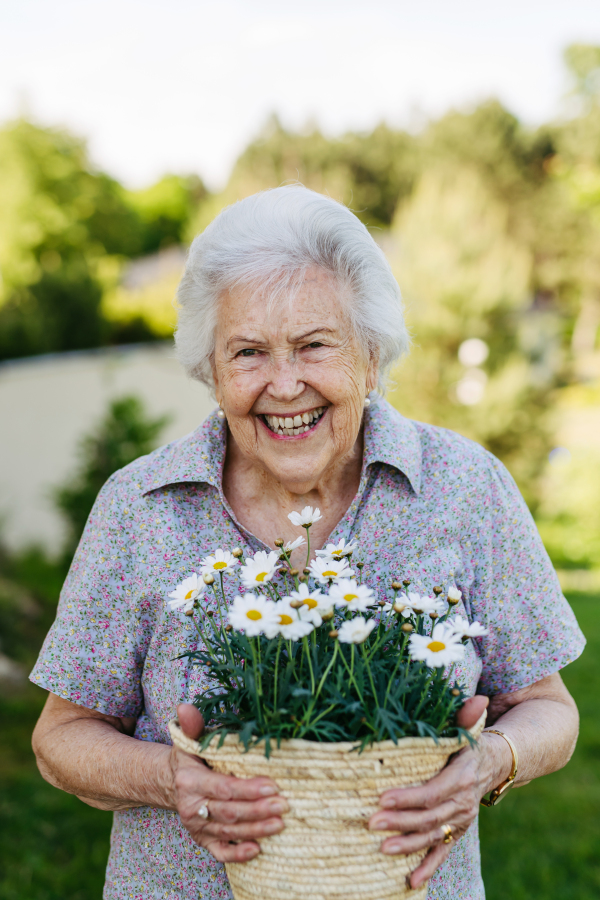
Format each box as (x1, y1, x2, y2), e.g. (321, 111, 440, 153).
(169, 712, 486, 900)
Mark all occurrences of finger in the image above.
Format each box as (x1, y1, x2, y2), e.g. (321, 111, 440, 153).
(200, 815, 285, 843)
(379, 748, 476, 810)
(208, 795, 289, 824)
(410, 841, 451, 889)
(381, 823, 465, 857)
(177, 703, 205, 740)
(202, 838, 261, 864)
(199, 765, 280, 802)
(370, 798, 460, 835)
(456, 695, 488, 730)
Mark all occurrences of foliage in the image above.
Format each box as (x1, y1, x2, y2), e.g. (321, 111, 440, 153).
(54, 396, 169, 556)
(125, 174, 207, 255)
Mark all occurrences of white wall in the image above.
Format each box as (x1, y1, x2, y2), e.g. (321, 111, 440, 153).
(0, 343, 215, 555)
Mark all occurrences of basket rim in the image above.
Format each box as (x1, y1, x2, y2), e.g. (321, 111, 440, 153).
(169, 710, 486, 755)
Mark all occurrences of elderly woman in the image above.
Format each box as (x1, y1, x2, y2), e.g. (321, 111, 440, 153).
(31, 186, 584, 900)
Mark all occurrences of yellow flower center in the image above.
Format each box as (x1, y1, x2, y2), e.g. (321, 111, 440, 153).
(279, 614, 294, 625)
(246, 609, 263, 621)
(185, 589, 195, 600)
(427, 641, 446, 653)
(303, 598, 318, 609)
(255, 572, 267, 582)
(323, 570, 337, 577)
(332, 550, 343, 558)
(343, 594, 358, 603)
(213, 561, 227, 570)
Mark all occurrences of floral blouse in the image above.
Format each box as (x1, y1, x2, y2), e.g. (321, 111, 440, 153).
(31, 398, 585, 900)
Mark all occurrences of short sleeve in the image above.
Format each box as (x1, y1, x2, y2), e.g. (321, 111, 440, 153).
(466, 453, 585, 696)
(30, 474, 144, 716)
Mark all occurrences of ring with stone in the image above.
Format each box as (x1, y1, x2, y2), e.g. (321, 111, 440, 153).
(441, 823, 454, 844)
(198, 803, 211, 820)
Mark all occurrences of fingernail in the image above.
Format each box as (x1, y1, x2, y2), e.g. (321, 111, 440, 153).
(383, 840, 403, 855)
(381, 797, 396, 809)
(268, 799, 288, 814)
(370, 819, 390, 831)
(259, 785, 278, 796)
(264, 820, 283, 834)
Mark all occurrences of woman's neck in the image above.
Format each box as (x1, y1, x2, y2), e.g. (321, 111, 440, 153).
(222, 430, 364, 560)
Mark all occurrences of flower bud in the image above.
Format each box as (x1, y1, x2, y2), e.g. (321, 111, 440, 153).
(429, 612, 439, 620)
(184, 609, 194, 617)
(393, 602, 406, 614)
(433, 586, 442, 595)
(447, 595, 460, 606)
(289, 600, 303, 609)
(278, 567, 288, 575)
(298, 575, 307, 582)
(206, 610, 214, 618)
(289, 568, 299, 577)
(329, 629, 339, 638)
(321, 609, 334, 621)
(391, 581, 402, 591)
(303, 568, 311, 575)
(232, 548, 244, 558)
(203, 574, 215, 585)
(402, 579, 411, 587)
(401, 623, 414, 634)
(274, 538, 284, 547)
(356, 561, 364, 569)
(451, 688, 461, 697)
(225, 624, 233, 633)
(378, 599, 387, 607)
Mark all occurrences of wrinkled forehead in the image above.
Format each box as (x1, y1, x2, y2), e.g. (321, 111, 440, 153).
(215, 266, 356, 344)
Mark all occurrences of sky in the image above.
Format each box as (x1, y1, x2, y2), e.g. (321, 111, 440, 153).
(1, 0, 599, 190)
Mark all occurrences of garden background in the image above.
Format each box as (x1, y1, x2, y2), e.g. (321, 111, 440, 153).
(1, 13, 600, 898)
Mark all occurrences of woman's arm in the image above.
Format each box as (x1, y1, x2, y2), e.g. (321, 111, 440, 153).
(32, 694, 288, 863)
(368, 672, 579, 889)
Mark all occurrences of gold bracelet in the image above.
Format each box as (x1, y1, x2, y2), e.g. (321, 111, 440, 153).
(480, 729, 519, 807)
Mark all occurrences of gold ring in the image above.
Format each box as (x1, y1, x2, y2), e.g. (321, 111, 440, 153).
(441, 824, 454, 844)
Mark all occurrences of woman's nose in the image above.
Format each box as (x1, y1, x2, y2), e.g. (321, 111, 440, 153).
(265, 356, 304, 402)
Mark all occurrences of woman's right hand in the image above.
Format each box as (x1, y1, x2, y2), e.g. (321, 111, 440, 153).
(169, 703, 288, 863)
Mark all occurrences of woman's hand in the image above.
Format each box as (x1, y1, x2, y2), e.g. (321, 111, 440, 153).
(169, 704, 288, 863)
(368, 695, 504, 889)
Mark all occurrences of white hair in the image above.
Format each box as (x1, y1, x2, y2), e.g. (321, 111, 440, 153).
(175, 185, 409, 392)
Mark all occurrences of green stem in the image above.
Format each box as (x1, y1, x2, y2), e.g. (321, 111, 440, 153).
(314, 640, 339, 700)
(273, 636, 282, 709)
(361, 643, 380, 709)
(304, 525, 311, 570)
(302, 635, 316, 694)
(338, 643, 365, 704)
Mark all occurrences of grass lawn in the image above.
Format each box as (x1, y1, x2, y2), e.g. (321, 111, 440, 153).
(0, 592, 597, 900)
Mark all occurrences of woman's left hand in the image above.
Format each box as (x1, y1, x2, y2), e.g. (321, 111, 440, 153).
(368, 695, 506, 890)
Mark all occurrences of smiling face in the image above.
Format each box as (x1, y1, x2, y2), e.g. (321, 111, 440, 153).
(212, 267, 378, 494)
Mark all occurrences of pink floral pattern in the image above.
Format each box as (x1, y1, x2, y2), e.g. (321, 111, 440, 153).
(31, 399, 585, 900)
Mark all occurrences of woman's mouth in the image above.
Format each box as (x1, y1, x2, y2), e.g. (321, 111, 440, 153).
(259, 406, 327, 437)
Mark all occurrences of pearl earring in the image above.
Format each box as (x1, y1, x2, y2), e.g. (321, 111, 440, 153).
(217, 402, 225, 419)
(364, 397, 371, 407)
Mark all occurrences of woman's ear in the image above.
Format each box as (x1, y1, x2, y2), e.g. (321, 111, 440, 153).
(366, 351, 379, 395)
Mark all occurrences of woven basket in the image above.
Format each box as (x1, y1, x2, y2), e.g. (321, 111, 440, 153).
(169, 712, 486, 900)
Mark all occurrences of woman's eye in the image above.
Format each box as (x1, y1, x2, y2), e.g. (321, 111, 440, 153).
(307, 342, 323, 349)
(238, 349, 258, 357)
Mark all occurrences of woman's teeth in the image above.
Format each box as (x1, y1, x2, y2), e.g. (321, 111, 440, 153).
(263, 407, 326, 436)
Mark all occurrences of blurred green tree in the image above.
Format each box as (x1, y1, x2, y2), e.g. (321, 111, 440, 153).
(55, 396, 169, 557)
(126, 174, 208, 255)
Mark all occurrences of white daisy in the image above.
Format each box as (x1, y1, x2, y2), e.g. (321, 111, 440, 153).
(401, 592, 446, 617)
(228, 593, 279, 637)
(287, 583, 331, 625)
(288, 506, 323, 528)
(265, 600, 315, 641)
(328, 579, 375, 613)
(283, 536, 306, 553)
(408, 623, 465, 668)
(309, 556, 355, 584)
(240, 550, 280, 589)
(448, 615, 488, 639)
(167, 573, 205, 612)
(337, 616, 376, 644)
(201, 548, 238, 576)
(447, 586, 462, 603)
(315, 538, 358, 561)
